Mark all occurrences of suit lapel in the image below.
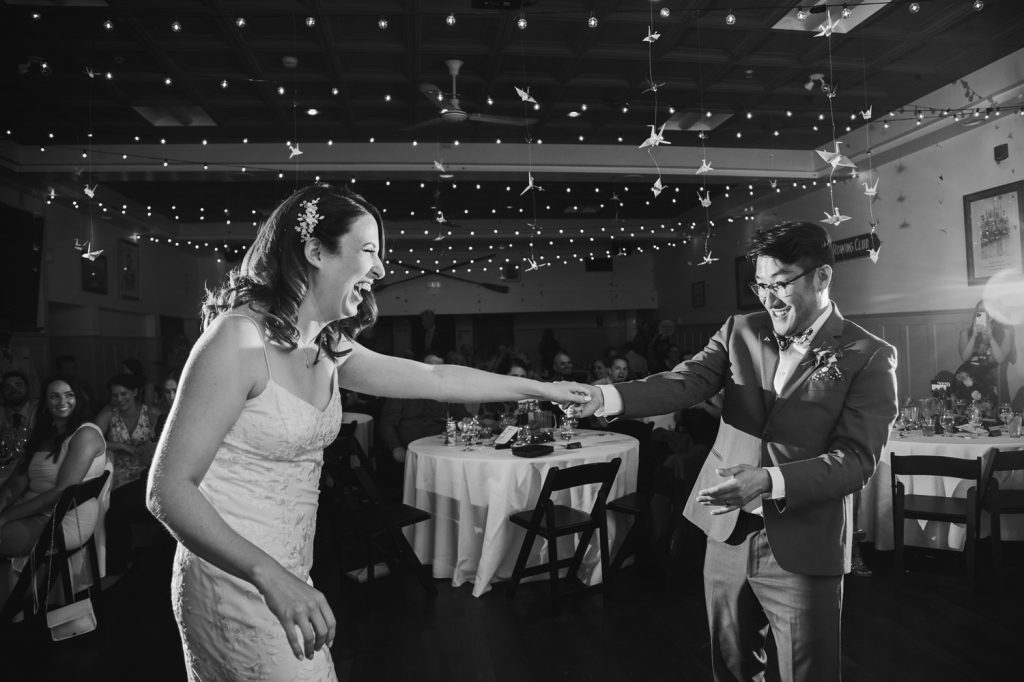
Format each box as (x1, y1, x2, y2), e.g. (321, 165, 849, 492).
(777, 307, 846, 401)
(758, 324, 779, 412)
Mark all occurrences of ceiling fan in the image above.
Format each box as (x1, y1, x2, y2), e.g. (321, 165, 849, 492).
(408, 59, 536, 131)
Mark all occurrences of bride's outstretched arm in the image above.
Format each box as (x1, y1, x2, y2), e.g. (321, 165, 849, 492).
(146, 314, 335, 661)
(338, 342, 592, 406)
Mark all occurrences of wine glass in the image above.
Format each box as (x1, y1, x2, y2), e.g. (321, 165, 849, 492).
(559, 405, 578, 441)
(939, 408, 957, 435)
(999, 403, 1013, 429)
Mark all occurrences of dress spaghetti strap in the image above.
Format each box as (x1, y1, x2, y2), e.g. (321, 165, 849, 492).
(220, 313, 273, 383)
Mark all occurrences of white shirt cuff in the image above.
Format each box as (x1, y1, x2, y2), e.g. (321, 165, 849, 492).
(766, 466, 786, 500)
(595, 384, 624, 417)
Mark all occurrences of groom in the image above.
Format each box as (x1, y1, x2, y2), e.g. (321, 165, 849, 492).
(578, 221, 897, 682)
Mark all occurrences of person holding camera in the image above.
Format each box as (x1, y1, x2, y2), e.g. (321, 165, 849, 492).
(957, 300, 1015, 406)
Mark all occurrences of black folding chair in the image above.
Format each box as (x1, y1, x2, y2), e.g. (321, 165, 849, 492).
(890, 453, 982, 583)
(980, 448, 1024, 579)
(322, 430, 435, 596)
(1, 471, 110, 630)
(506, 458, 621, 608)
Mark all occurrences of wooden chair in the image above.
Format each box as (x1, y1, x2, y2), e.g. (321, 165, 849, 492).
(890, 453, 982, 582)
(980, 448, 1024, 579)
(1, 471, 111, 629)
(506, 458, 621, 608)
(322, 429, 436, 596)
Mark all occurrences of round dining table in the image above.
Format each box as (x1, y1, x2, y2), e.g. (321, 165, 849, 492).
(402, 429, 639, 597)
(859, 430, 1024, 551)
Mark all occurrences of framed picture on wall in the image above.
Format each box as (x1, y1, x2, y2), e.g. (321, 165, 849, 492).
(118, 239, 140, 299)
(963, 181, 1024, 285)
(734, 256, 760, 310)
(81, 254, 108, 294)
(691, 281, 706, 308)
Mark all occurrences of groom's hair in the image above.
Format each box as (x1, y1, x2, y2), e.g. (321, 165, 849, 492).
(746, 221, 834, 269)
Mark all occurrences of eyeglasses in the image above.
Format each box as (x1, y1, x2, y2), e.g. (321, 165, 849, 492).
(748, 267, 817, 298)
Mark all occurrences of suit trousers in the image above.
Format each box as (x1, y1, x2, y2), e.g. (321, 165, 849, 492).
(704, 518, 843, 682)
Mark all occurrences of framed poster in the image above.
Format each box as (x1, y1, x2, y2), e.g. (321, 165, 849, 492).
(734, 256, 760, 310)
(963, 181, 1024, 285)
(691, 281, 706, 308)
(81, 254, 108, 294)
(118, 239, 140, 299)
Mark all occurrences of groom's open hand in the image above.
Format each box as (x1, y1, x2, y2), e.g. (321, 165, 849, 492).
(696, 464, 772, 515)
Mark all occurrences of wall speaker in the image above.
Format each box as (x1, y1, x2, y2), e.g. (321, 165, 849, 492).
(994, 143, 1009, 163)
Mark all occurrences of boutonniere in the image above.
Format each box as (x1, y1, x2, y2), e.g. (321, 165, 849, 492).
(806, 345, 845, 382)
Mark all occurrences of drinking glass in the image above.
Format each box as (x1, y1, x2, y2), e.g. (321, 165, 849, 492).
(939, 409, 957, 435)
(559, 405, 578, 441)
(999, 403, 1013, 428)
(918, 398, 935, 426)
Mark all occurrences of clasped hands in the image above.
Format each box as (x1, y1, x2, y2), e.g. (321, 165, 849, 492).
(696, 464, 772, 515)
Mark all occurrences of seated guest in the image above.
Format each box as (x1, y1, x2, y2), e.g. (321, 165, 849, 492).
(0, 376, 106, 610)
(152, 372, 179, 439)
(379, 354, 471, 465)
(0, 370, 39, 435)
(588, 359, 609, 384)
(591, 356, 630, 386)
(481, 361, 530, 430)
(94, 373, 157, 489)
(546, 351, 577, 382)
(0, 320, 39, 399)
(95, 372, 158, 579)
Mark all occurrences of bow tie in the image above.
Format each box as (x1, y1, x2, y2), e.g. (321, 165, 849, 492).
(774, 327, 814, 351)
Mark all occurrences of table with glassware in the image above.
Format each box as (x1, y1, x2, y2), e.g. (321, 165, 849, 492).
(402, 429, 640, 597)
(859, 429, 1024, 551)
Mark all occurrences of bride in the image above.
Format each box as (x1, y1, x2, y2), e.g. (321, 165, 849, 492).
(146, 183, 590, 681)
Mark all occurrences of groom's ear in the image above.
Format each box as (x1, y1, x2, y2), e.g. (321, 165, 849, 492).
(817, 264, 833, 289)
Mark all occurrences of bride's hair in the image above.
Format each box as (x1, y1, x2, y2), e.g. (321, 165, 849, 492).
(201, 183, 385, 362)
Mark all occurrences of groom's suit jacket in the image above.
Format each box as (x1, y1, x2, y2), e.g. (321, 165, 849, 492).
(616, 306, 897, 576)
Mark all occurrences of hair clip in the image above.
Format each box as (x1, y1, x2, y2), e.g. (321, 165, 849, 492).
(295, 198, 323, 242)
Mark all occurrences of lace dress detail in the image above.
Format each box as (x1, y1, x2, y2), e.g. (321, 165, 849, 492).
(171, 315, 345, 682)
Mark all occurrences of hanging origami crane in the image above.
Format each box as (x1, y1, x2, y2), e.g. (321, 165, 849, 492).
(696, 159, 713, 175)
(651, 177, 665, 197)
(84, 66, 96, 79)
(868, 245, 881, 263)
(697, 189, 712, 208)
(643, 26, 660, 43)
(523, 257, 550, 271)
(813, 12, 841, 38)
(520, 172, 543, 196)
(816, 142, 856, 171)
(699, 251, 720, 266)
(83, 184, 96, 199)
(433, 159, 446, 173)
(642, 78, 666, 94)
(862, 178, 879, 198)
(75, 240, 103, 260)
(639, 123, 670, 149)
(821, 207, 851, 225)
(287, 142, 303, 158)
(514, 86, 537, 105)
(860, 105, 873, 120)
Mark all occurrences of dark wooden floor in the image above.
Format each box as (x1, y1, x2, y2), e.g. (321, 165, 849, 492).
(4, 525, 1021, 682)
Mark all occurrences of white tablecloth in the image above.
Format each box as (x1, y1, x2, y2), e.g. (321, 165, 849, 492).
(859, 431, 1024, 551)
(402, 429, 639, 597)
(343, 412, 374, 455)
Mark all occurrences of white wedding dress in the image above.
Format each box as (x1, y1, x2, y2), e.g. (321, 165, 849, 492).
(172, 316, 344, 681)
